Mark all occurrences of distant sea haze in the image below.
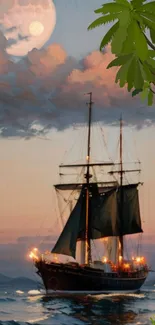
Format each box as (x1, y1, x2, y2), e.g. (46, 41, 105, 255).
(0, 233, 154, 278)
(0, 273, 39, 289)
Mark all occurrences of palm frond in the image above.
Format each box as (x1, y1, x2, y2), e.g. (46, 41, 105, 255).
(139, 1, 155, 13)
(100, 21, 119, 49)
(150, 29, 155, 43)
(107, 53, 133, 68)
(148, 49, 155, 57)
(114, 0, 131, 8)
(88, 14, 119, 30)
(137, 10, 155, 21)
(132, 12, 144, 25)
(140, 16, 155, 31)
(133, 20, 149, 61)
(131, 0, 147, 8)
(111, 25, 129, 54)
(94, 3, 129, 14)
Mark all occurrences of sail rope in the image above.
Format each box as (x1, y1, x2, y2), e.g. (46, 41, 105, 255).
(60, 126, 87, 165)
(96, 123, 120, 185)
(30, 124, 88, 253)
(98, 123, 114, 163)
(55, 167, 85, 227)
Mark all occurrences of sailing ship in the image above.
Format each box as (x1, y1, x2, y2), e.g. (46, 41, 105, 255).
(29, 92, 148, 294)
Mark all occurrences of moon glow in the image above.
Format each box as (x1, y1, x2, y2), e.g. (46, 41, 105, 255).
(29, 21, 44, 37)
(2, 0, 56, 57)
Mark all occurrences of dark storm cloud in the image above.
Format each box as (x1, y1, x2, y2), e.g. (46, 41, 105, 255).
(0, 30, 154, 138)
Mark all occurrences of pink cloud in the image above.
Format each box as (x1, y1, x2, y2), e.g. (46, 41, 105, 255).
(28, 44, 67, 77)
(0, 36, 151, 137)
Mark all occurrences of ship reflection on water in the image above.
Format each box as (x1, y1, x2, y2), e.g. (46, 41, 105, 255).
(41, 291, 151, 325)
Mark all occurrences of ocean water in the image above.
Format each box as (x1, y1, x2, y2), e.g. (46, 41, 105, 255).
(0, 285, 155, 325)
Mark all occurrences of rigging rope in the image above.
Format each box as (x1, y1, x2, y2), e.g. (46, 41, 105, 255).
(56, 167, 85, 227)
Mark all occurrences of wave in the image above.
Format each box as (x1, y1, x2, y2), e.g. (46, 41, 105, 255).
(27, 290, 42, 296)
(0, 322, 26, 325)
(27, 316, 48, 323)
(0, 298, 15, 303)
(15, 291, 24, 295)
(89, 292, 145, 300)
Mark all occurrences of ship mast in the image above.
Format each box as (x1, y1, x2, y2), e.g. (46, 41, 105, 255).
(108, 116, 142, 262)
(85, 92, 93, 265)
(119, 115, 123, 259)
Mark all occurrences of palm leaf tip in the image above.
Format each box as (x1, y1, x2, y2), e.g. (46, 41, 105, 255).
(97, 21, 119, 50)
(88, 14, 118, 30)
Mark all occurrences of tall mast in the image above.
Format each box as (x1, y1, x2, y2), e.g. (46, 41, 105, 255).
(119, 115, 123, 259)
(85, 92, 93, 265)
(108, 116, 141, 261)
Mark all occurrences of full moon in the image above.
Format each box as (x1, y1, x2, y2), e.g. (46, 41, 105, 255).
(29, 21, 44, 37)
(2, 0, 56, 56)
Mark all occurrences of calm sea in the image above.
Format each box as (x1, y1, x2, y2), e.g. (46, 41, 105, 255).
(0, 285, 155, 325)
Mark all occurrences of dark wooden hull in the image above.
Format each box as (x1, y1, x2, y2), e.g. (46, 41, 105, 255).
(35, 261, 148, 294)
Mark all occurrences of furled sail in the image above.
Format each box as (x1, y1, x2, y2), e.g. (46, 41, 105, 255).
(51, 183, 142, 258)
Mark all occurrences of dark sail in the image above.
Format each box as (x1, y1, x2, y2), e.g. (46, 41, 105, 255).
(51, 185, 86, 258)
(90, 187, 119, 239)
(89, 183, 142, 239)
(52, 183, 142, 258)
(118, 184, 143, 235)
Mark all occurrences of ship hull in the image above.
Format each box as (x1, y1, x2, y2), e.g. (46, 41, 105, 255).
(35, 261, 148, 294)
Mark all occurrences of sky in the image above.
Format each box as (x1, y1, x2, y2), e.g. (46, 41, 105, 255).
(0, 0, 155, 277)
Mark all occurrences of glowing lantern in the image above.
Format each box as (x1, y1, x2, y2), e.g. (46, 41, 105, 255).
(119, 256, 123, 262)
(136, 257, 141, 263)
(54, 254, 58, 263)
(124, 263, 130, 269)
(102, 256, 108, 263)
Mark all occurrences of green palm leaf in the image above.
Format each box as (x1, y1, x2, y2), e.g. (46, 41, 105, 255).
(111, 27, 129, 54)
(148, 50, 155, 57)
(114, 0, 132, 8)
(141, 62, 153, 81)
(132, 88, 143, 96)
(140, 16, 155, 31)
(150, 29, 155, 43)
(88, 14, 119, 30)
(118, 10, 131, 26)
(88, 0, 155, 105)
(132, 12, 144, 25)
(133, 21, 148, 60)
(121, 20, 135, 53)
(134, 60, 144, 88)
(127, 57, 137, 90)
(140, 87, 149, 100)
(147, 57, 155, 68)
(115, 60, 131, 86)
(111, 11, 131, 54)
(148, 89, 154, 105)
(94, 3, 130, 14)
(107, 53, 133, 68)
(131, 0, 147, 9)
(139, 1, 155, 13)
(137, 11, 155, 21)
(100, 21, 119, 50)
